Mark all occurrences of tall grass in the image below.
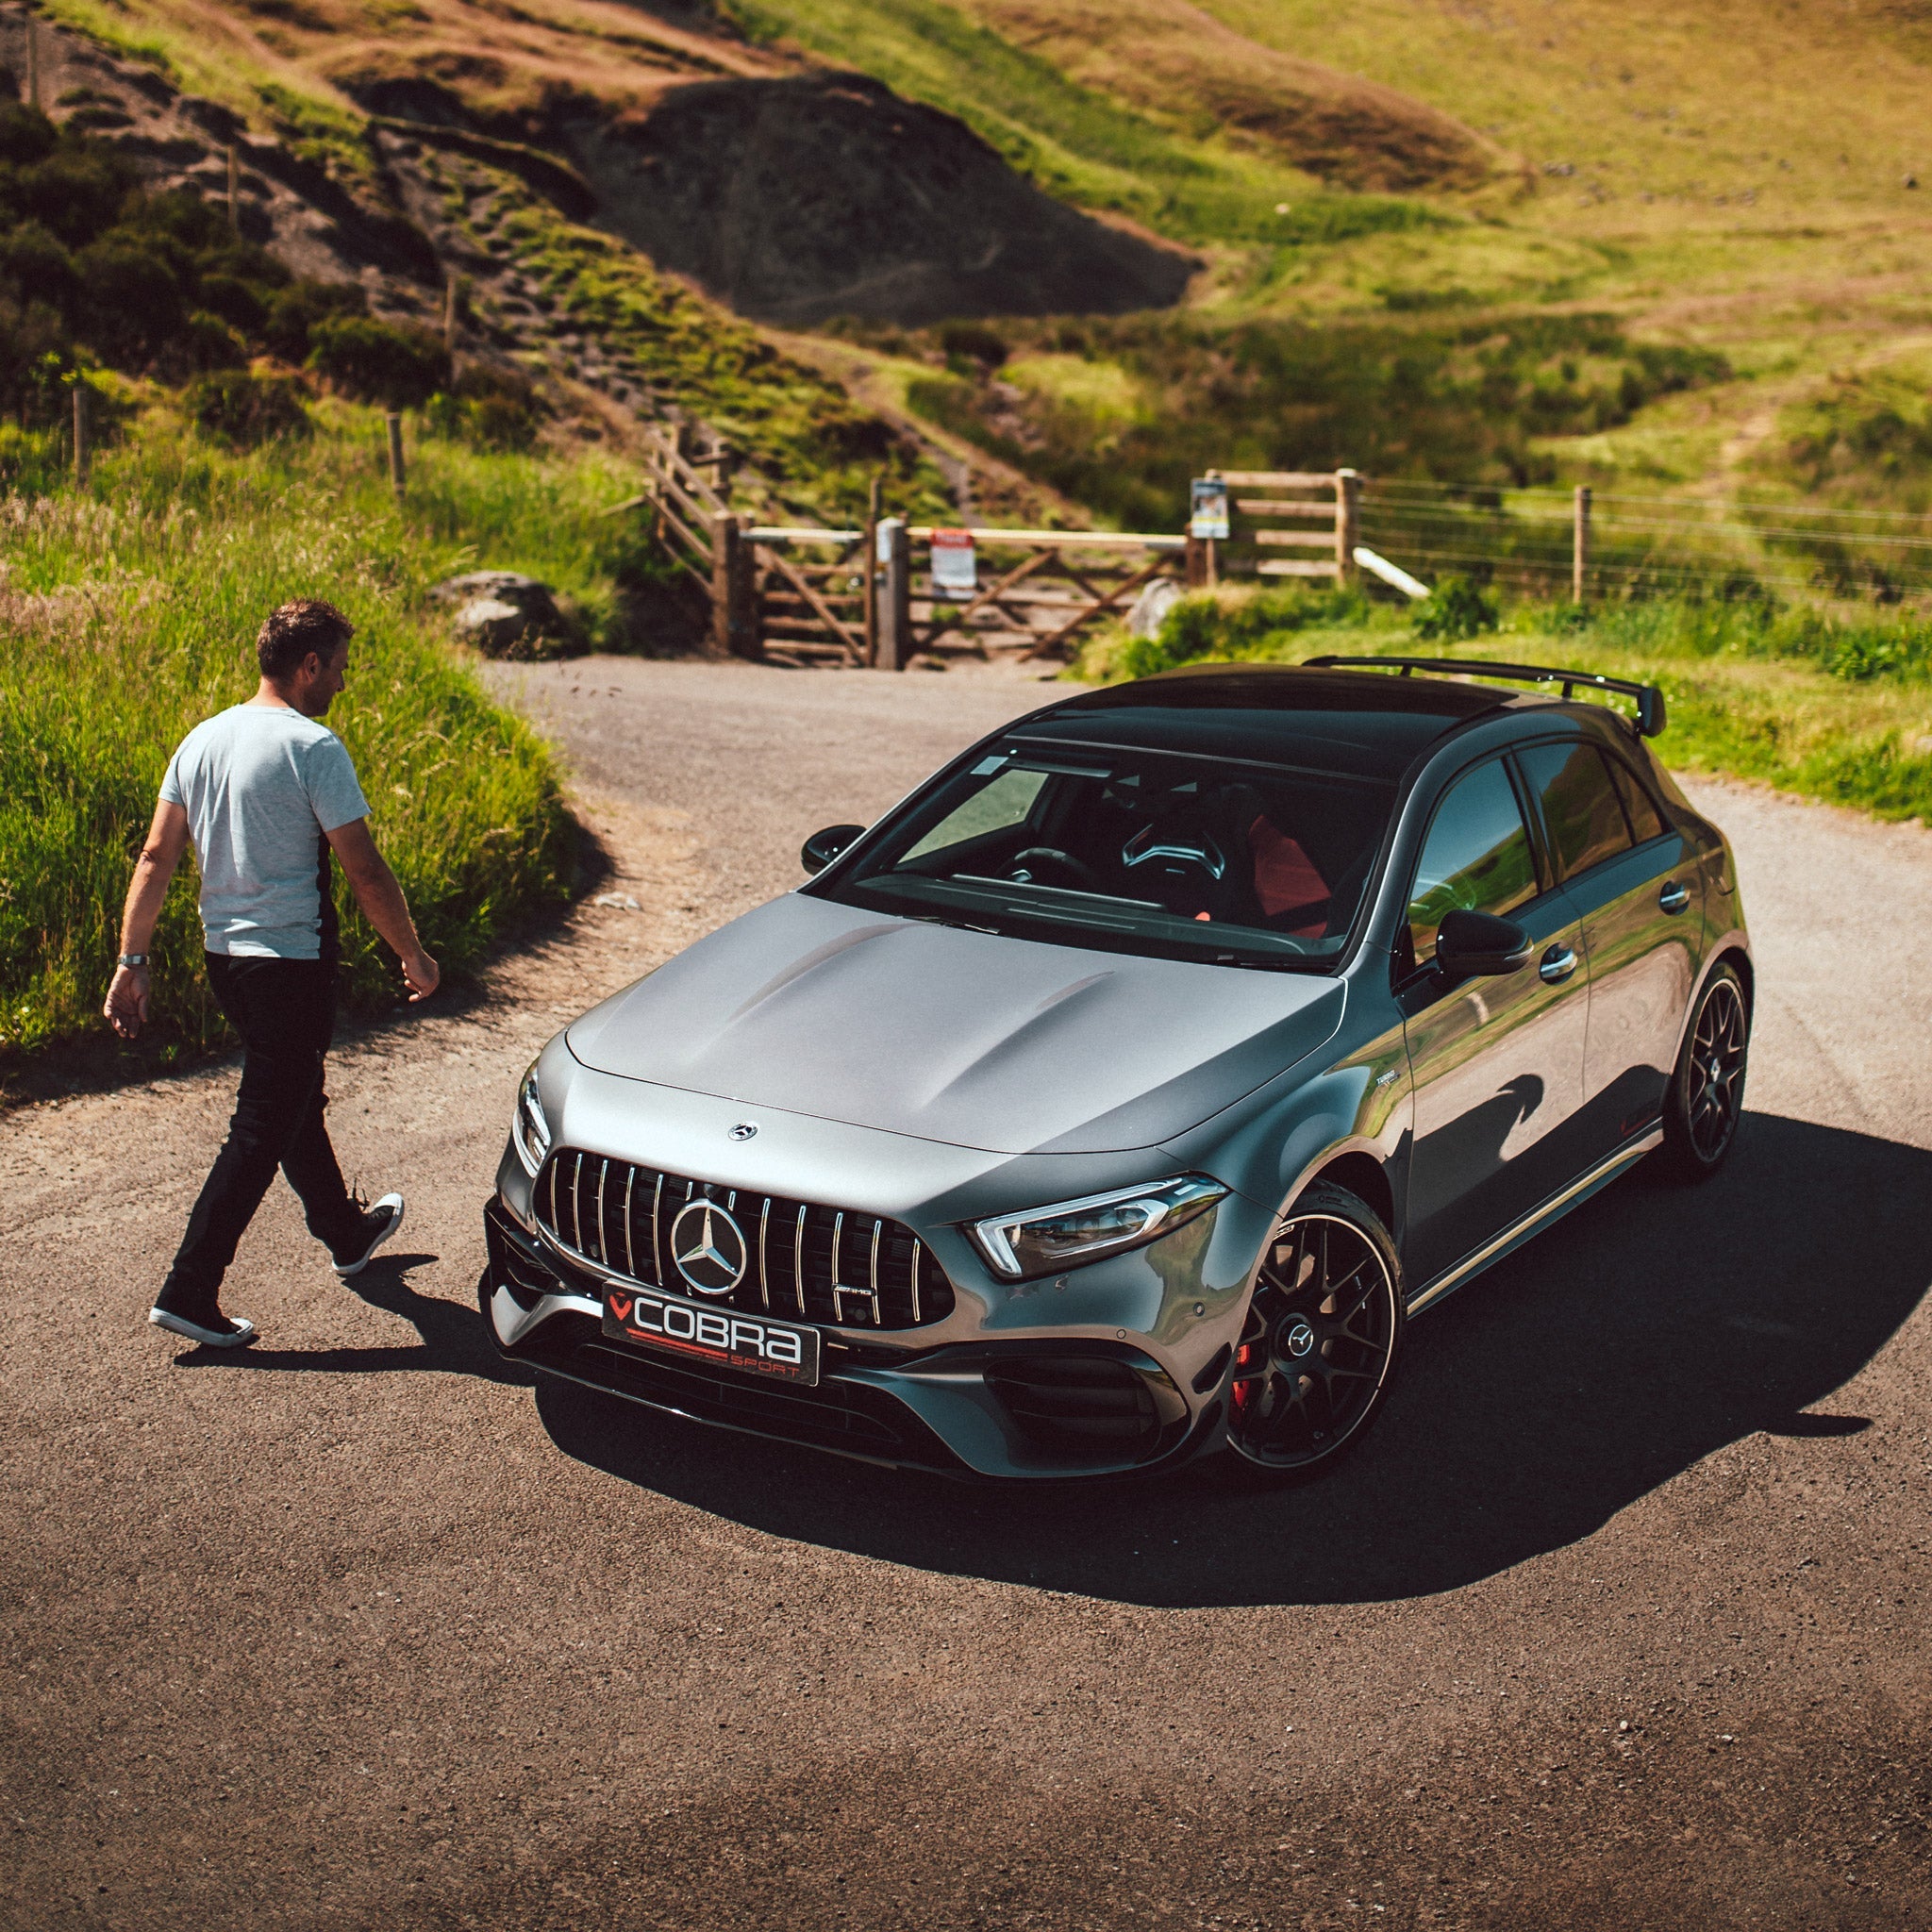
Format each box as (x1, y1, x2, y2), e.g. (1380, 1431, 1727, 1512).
(0, 403, 621, 1063)
(1074, 584, 1932, 824)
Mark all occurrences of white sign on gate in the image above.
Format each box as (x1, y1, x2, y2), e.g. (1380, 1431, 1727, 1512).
(1189, 477, 1230, 541)
(930, 527, 977, 598)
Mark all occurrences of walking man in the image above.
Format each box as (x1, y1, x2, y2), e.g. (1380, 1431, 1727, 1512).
(104, 598, 441, 1347)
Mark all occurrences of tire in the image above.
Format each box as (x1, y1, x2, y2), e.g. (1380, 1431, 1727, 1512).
(1214, 1180, 1405, 1485)
(1657, 962, 1750, 1183)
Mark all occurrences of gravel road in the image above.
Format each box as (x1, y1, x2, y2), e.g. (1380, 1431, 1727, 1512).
(5, 658, 1929, 1931)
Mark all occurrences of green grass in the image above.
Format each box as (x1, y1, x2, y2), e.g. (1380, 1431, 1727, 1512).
(0, 398, 644, 1065)
(1070, 584, 1932, 824)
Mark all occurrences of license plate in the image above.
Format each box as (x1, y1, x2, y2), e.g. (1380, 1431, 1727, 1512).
(601, 1285, 821, 1388)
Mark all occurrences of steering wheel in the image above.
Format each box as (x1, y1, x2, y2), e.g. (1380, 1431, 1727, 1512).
(1006, 846, 1100, 891)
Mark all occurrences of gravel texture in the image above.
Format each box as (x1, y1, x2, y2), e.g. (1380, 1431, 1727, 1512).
(4, 658, 1928, 1931)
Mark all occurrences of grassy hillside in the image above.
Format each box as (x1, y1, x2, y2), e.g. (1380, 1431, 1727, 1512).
(1071, 585, 1932, 825)
(0, 392, 689, 1070)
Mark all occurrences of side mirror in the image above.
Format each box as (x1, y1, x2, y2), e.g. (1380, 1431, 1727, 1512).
(1636, 686, 1668, 738)
(801, 823, 865, 875)
(1435, 908, 1533, 976)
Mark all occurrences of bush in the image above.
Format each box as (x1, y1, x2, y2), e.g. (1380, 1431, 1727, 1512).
(1413, 575, 1500, 641)
(425, 362, 542, 452)
(262, 277, 368, 363)
(1122, 583, 1374, 677)
(308, 315, 452, 410)
(185, 369, 311, 447)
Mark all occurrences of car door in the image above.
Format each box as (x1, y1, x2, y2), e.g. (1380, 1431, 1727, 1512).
(1398, 753, 1593, 1290)
(1516, 736, 1699, 1155)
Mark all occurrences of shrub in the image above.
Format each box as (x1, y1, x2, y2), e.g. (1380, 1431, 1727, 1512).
(262, 277, 368, 363)
(1413, 575, 1500, 641)
(1122, 583, 1374, 677)
(308, 314, 452, 410)
(185, 369, 311, 447)
(425, 362, 542, 452)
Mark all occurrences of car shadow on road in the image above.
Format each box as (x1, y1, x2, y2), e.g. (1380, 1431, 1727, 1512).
(536, 1111, 1932, 1608)
(172, 1253, 535, 1387)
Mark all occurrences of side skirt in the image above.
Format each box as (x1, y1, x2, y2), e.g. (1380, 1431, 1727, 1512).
(1406, 1126, 1663, 1319)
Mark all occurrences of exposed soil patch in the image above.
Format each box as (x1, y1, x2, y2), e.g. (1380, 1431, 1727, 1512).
(558, 72, 1200, 325)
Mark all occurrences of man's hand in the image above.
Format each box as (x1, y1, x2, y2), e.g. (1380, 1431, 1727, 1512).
(402, 948, 441, 1002)
(327, 819, 440, 1005)
(104, 963, 152, 1040)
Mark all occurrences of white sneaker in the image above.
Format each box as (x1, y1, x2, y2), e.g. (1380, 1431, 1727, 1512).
(332, 1192, 406, 1277)
(149, 1307, 257, 1348)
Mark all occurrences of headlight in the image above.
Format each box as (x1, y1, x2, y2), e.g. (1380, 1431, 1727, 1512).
(968, 1175, 1226, 1280)
(510, 1060, 552, 1176)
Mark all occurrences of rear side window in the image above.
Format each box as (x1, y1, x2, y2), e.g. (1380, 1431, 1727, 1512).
(1605, 754, 1668, 843)
(1519, 741, 1632, 879)
(1407, 758, 1539, 965)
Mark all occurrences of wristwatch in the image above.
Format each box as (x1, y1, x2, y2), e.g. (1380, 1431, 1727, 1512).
(117, 953, 149, 968)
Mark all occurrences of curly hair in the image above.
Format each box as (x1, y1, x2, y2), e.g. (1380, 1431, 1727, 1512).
(256, 599, 355, 680)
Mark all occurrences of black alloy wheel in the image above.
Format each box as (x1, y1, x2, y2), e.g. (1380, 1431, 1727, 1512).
(1660, 963, 1749, 1181)
(1223, 1182, 1403, 1481)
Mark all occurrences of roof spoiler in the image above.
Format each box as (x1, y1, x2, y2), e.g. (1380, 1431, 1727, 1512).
(1302, 655, 1668, 739)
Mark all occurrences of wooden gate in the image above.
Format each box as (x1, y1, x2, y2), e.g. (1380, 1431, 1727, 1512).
(891, 526, 1189, 663)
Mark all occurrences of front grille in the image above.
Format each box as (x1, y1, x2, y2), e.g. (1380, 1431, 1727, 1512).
(534, 1148, 956, 1331)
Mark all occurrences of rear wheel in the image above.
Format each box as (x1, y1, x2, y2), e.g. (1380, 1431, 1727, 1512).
(1218, 1182, 1404, 1483)
(1658, 963, 1749, 1182)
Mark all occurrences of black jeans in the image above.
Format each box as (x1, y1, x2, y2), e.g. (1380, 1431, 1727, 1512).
(158, 954, 363, 1321)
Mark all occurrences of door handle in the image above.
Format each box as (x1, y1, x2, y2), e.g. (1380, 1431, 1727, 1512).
(1539, 944, 1578, 984)
(1658, 881, 1690, 914)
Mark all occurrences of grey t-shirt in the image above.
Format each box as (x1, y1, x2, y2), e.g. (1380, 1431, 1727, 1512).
(158, 704, 371, 959)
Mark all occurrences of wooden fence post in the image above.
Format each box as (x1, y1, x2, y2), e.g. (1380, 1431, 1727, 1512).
(1185, 533, 1208, 591)
(1573, 485, 1592, 605)
(863, 474, 883, 664)
(72, 383, 90, 489)
(875, 518, 910, 671)
(385, 411, 406, 503)
(711, 512, 756, 658)
(1336, 469, 1361, 586)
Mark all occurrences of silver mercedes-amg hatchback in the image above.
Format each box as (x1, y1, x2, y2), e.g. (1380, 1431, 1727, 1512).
(482, 658, 1751, 1482)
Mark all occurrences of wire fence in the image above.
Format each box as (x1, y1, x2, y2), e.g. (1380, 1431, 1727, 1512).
(1357, 478, 1932, 604)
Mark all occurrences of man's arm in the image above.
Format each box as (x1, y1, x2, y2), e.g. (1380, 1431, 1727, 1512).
(325, 818, 440, 1001)
(104, 801, 191, 1040)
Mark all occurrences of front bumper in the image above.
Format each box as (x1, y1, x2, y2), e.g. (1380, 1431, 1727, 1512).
(482, 1197, 1238, 1480)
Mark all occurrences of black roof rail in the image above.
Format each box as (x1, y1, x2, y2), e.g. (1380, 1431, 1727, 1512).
(1302, 655, 1667, 739)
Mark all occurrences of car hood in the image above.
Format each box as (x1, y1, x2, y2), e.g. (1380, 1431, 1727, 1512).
(565, 893, 1345, 1157)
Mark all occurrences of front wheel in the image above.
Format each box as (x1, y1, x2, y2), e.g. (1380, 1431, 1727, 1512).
(1217, 1181, 1405, 1484)
(1657, 963, 1750, 1182)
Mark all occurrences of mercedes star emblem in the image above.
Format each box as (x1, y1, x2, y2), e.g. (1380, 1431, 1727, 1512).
(728, 1122, 758, 1141)
(668, 1198, 749, 1297)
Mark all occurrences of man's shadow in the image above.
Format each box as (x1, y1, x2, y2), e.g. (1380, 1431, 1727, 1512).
(535, 1111, 1931, 1608)
(172, 1253, 534, 1387)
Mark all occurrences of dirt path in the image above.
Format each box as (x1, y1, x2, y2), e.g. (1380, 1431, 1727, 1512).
(3, 658, 1928, 1931)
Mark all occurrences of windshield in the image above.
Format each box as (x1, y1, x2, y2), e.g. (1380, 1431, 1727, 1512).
(817, 741, 1396, 970)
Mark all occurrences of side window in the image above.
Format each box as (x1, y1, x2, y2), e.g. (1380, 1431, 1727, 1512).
(1407, 758, 1540, 966)
(903, 766, 1049, 863)
(1519, 741, 1632, 880)
(1606, 753, 1668, 844)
